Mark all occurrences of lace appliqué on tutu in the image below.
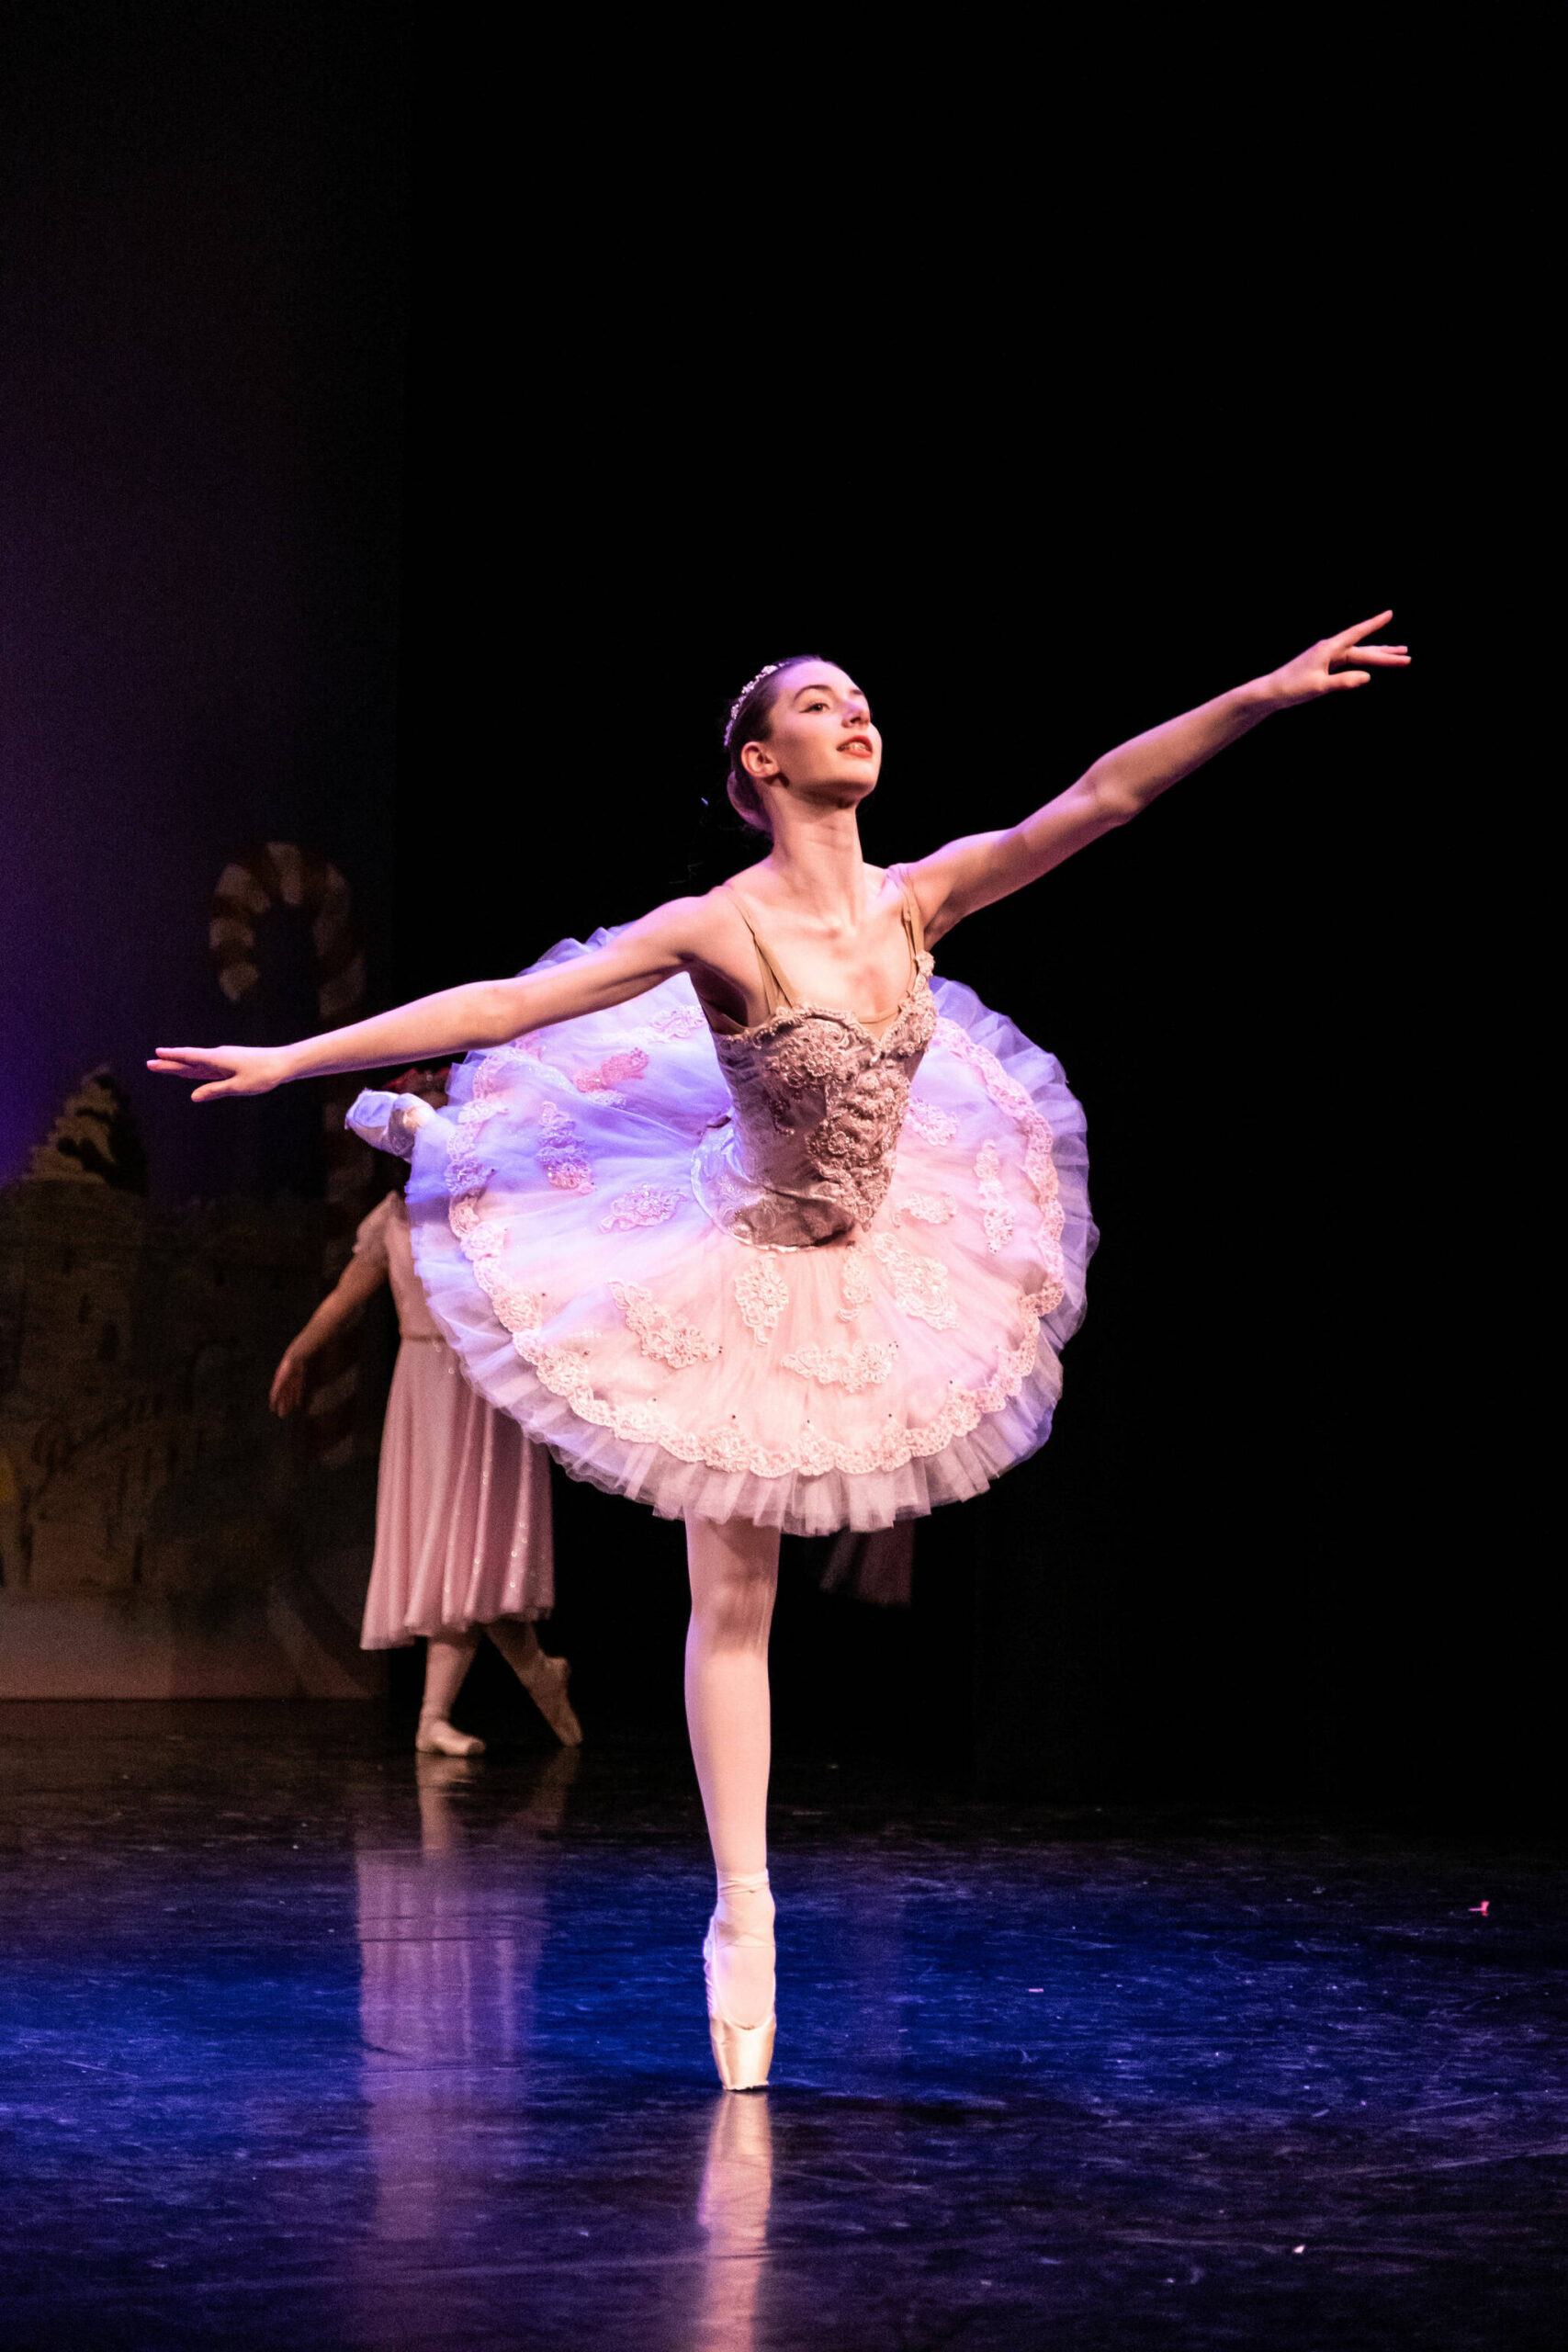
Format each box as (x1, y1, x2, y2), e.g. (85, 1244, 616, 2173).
(782, 1340, 897, 1392)
(612, 1282, 719, 1368)
(936, 1018, 1066, 1308)
(442, 1102, 550, 1337)
(892, 1190, 956, 1227)
(573, 1047, 649, 1103)
(649, 1002, 706, 1040)
(536, 1102, 594, 1193)
(501, 1293, 1060, 1483)
(837, 1245, 874, 1321)
(975, 1140, 1015, 1253)
(872, 1233, 958, 1330)
(735, 1256, 788, 1344)
(903, 1097, 957, 1148)
(601, 1184, 679, 1231)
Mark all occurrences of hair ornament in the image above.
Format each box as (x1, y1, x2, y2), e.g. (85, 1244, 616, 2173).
(723, 662, 784, 747)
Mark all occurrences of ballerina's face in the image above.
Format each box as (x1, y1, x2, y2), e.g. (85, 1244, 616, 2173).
(741, 662, 882, 804)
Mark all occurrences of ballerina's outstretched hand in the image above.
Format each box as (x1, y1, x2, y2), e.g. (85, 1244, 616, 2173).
(1265, 611, 1410, 702)
(146, 1042, 297, 1101)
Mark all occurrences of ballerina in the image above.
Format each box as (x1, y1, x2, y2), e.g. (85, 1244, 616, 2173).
(153, 614, 1408, 2088)
(269, 1067, 581, 1756)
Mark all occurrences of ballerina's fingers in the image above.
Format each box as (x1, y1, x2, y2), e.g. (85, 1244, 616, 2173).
(146, 1048, 252, 1101)
(1332, 609, 1394, 651)
(1325, 646, 1411, 689)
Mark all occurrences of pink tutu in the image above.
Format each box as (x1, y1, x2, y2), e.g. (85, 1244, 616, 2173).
(348, 923, 1095, 1538)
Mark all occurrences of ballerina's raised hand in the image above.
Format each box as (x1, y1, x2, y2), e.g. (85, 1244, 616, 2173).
(1265, 610, 1410, 702)
(146, 1041, 294, 1100)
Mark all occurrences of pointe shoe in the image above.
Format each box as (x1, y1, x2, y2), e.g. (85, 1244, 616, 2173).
(518, 1651, 583, 1747)
(703, 1875, 775, 2091)
(415, 1715, 485, 1758)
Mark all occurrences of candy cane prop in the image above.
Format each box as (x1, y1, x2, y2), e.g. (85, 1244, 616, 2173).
(209, 844, 375, 1464)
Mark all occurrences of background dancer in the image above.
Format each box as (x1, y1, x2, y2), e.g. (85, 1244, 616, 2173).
(156, 616, 1408, 2087)
(270, 1067, 581, 1756)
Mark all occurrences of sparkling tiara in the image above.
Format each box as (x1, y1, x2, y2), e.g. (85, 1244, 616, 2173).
(723, 662, 784, 748)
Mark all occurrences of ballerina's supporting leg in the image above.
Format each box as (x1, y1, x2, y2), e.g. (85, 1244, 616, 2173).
(686, 1514, 779, 2089)
(486, 1616, 583, 1747)
(416, 1628, 484, 1756)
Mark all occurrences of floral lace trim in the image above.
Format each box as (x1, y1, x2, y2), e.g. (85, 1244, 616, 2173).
(611, 1281, 718, 1368)
(649, 1001, 706, 1040)
(837, 1244, 874, 1321)
(600, 1183, 679, 1231)
(573, 1047, 649, 1103)
(508, 1289, 1055, 1482)
(536, 1102, 594, 1193)
(975, 1140, 1015, 1253)
(781, 1339, 897, 1392)
(934, 1019, 1066, 1308)
(446, 1098, 505, 1197)
(892, 1190, 955, 1227)
(903, 1097, 957, 1147)
(471, 1043, 536, 1099)
(442, 1103, 549, 1335)
(872, 1232, 957, 1330)
(734, 1256, 788, 1344)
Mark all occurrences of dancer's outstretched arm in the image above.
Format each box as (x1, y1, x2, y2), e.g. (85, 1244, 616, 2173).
(905, 613, 1411, 942)
(149, 899, 719, 1101)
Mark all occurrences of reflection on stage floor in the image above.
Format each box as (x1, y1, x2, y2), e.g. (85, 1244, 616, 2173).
(2, 1702, 1565, 2350)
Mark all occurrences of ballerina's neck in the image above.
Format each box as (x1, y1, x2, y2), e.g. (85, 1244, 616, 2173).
(718, 874, 921, 1038)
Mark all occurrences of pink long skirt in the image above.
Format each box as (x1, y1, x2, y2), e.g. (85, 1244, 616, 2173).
(361, 1338, 554, 1649)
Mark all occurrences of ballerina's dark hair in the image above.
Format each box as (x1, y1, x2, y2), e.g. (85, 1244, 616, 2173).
(721, 656, 829, 836)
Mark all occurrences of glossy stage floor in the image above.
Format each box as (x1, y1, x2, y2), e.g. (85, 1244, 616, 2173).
(1, 1703, 1563, 2351)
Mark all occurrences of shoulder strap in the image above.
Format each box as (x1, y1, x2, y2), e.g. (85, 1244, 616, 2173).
(722, 882, 796, 1015)
(889, 865, 927, 965)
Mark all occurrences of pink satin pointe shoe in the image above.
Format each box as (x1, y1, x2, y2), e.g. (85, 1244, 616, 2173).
(415, 1715, 485, 1758)
(518, 1650, 583, 1747)
(704, 1871, 775, 2091)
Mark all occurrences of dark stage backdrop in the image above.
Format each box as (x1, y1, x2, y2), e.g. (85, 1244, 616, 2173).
(3, 6, 1532, 1815)
(0, 2, 407, 1205)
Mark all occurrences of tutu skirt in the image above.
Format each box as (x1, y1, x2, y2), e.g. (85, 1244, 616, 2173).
(351, 935, 1096, 1538)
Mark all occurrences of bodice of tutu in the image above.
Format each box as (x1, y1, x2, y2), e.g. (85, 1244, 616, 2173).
(695, 968, 937, 1250)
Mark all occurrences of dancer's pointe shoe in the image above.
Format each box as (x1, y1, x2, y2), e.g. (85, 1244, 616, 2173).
(415, 1715, 485, 1758)
(704, 1873, 775, 2091)
(518, 1652, 583, 1747)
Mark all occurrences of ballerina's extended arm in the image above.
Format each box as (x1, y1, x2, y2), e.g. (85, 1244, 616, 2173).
(149, 902, 715, 1102)
(905, 612, 1411, 942)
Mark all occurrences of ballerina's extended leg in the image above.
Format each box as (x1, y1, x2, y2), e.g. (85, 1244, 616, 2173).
(487, 1616, 583, 1747)
(686, 1515, 779, 2090)
(416, 1629, 484, 1756)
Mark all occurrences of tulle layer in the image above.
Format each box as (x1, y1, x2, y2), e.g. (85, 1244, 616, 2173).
(355, 936, 1096, 1538)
